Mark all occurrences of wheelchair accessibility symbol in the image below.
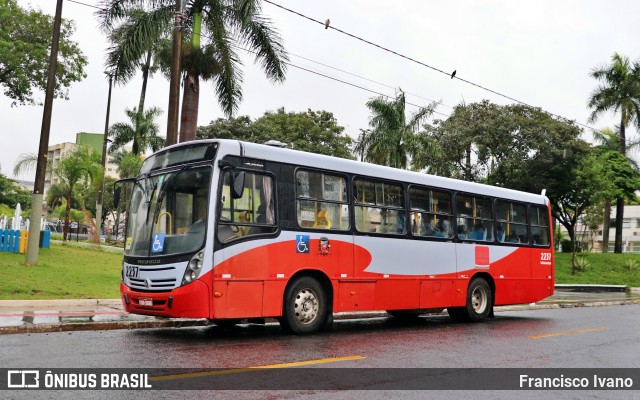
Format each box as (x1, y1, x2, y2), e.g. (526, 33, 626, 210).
(296, 235, 310, 254)
(151, 233, 165, 253)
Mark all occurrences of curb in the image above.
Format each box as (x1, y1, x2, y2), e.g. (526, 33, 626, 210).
(1, 299, 638, 336)
(0, 299, 122, 311)
(0, 319, 208, 335)
(554, 284, 628, 292)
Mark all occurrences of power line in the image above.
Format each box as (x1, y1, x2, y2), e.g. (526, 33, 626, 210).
(228, 43, 451, 118)
(68, 0, 600, 132)
(67, 0, 103, 11)
(287, 52, 452, 109)
(263, 0, 604, 133)
(65, 0, 451, 118)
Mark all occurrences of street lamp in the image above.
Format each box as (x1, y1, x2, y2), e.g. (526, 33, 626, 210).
(95, 72, 114, 245)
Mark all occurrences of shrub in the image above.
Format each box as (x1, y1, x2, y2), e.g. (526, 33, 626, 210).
(574, 256, 590, 272)
(624, 259, 638, 272)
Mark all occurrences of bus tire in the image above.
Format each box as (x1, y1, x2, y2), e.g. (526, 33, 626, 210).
(281, 276, 326, 335)
(465, 278, 493, 322)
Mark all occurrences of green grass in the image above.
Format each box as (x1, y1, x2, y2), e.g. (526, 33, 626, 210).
(1, 243, 639, 300)
(0, 242, 122, 300)
(555, 252, 640, 287)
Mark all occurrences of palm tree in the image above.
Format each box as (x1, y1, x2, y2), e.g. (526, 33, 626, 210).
(103, 6, 173, 115)
(588, 53, 640, 253)
(355, 89, 436, 170)
(108, 106, 165, 156)
(99, 0, 288, 142)
(54, 146, 103, 241)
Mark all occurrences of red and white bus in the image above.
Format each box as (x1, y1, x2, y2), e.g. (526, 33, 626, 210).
(118, 139, 554, 334)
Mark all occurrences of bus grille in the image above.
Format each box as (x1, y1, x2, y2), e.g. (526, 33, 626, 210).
(127, 277, 178, 291)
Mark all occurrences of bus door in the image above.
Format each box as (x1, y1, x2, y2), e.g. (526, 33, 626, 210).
(213, 170, 278, 319)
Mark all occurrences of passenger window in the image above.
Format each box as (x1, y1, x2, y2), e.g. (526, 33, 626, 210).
(218, 171, 277, 243)
(456, 195, 493, 241)
(409, 186, 453, 238)
(354, 179, 405, 235)
(530, 206, 550, 246)
(496, 201, 527, 244)
(296, 171, 349, 230)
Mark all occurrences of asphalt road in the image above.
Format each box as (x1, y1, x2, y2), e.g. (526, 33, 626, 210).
(1, 304, 639, 399)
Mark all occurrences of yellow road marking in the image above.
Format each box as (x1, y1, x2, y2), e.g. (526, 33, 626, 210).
(150, 355, 365, 381)
(530, 327, 608, 339)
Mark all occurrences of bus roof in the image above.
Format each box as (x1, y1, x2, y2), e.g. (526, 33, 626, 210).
(168, 139, 548, 205)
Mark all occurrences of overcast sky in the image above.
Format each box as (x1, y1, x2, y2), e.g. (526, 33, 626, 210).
(3, 0, 639, 181)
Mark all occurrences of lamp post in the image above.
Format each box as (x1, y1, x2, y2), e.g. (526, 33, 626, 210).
(95, 72, 113, 246)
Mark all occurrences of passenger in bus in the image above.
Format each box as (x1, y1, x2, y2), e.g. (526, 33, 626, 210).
(457, 225, 467, 239)
(248, 204, 268, 235)
(314, 210, 331, 229)
(472, 222, 486, 240)
(496, 225, 505, 242)
(507, 231, 520, 243)
(423, 219, 436, 237)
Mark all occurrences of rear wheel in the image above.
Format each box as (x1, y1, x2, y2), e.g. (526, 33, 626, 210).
(447, 278, 493, 322)
(466, 278, 492, 321)
(281, 276, 327, 335)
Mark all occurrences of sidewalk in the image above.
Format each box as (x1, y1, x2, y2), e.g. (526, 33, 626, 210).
(1, 286, 639, 335)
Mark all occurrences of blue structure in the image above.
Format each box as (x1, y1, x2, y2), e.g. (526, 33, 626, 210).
(0, 230, 20, 253)
(0, 229, 52, 252)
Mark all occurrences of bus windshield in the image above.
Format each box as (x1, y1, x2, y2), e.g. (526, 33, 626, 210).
(125, 166, 212, 257)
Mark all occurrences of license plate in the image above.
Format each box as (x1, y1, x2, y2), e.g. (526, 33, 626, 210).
(139, 298, 153, 307)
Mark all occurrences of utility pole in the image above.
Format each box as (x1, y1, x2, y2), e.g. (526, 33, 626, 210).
(166, 0, 185, 146)
(26, 0, 64, 265)
(94, 73, 113, 247)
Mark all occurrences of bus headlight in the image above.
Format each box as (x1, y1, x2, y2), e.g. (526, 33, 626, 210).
(182, 251, 205, 285)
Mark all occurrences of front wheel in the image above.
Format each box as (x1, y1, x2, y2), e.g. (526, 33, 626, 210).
(281, 276, 326, 335)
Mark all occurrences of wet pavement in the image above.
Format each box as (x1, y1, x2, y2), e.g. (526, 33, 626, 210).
(0, 287, 638, 335)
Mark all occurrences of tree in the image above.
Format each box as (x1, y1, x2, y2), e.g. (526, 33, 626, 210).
(197, 109, 355, 158)
(549, 154, 607, 274)
(0, 0, 87, 106)
(54, 146, 103, 241)
(196, 115, 256, 140)
(115, 151, 144, 179)
(425, 101, 584, 186)
(0, 172, 31, 209)
(100, 0, 288, 142)
(104, 7, 171, 116)
(588, 52, 640, 253)
(355, 89, 436, 169)
(108, 106, 165, 155)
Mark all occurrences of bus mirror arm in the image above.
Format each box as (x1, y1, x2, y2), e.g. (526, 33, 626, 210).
(114, 187, 121, 209)
(113, 177, 136, 208)
(218, 160, 234, 169)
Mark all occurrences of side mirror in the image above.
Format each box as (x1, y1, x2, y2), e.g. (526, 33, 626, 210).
(232, 172, 245, 199)
(114, 186, 122, 209)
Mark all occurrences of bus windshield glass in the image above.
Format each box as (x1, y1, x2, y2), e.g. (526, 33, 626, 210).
(125, 166, 212, 257)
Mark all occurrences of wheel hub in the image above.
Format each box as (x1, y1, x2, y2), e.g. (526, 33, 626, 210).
(294, 289, 318, 324)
